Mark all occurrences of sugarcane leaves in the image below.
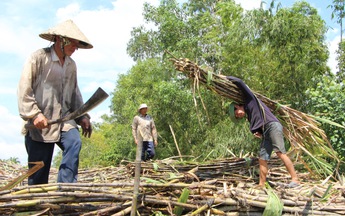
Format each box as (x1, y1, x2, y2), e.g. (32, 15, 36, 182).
(168, 172, 178, 180)
(173, 188, 190, 216)
(207, 71, 213, 86)
(153, 162, 159, 171)
(309, 115, 345, 129)
(320, 184, 333, 201)
(263, 183, 283, 216)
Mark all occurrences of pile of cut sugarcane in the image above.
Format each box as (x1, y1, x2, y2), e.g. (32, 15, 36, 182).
(168, 54, 341, 179)
(0, 158, 344, 215)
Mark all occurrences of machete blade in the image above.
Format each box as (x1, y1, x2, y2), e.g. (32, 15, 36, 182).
(25, 87, 109, 129)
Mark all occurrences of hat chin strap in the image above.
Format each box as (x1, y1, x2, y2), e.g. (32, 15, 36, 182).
(59, 36, 71, 57)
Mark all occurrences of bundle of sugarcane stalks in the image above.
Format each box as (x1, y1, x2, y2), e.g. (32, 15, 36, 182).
(167, 53, 342, 179)
(0, 158, 344, 215)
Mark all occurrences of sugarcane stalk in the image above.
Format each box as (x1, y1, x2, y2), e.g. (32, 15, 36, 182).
(131, 140, 143, 216)
(0, 161, 44, 191)
(0, 196, 76, 208)
(190, 203, 209, 215)
(1, 156, 344, 215)
(210, 208, 227, 215)
(169, 124, 183, 162)
(81, 202, 131, 216)
(12, 185, 60, 195)
(115, 204, 141, 216)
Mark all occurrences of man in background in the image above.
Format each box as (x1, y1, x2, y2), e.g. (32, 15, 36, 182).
(132, 104, 158, 161)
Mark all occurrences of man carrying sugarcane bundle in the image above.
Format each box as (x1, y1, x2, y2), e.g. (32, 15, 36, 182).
(221, 75, 300, 189)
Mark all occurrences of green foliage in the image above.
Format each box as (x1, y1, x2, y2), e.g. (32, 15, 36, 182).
(218, 1, 329, 109)
(263, 183, 283, 216)
(53, 126, 113, 168)
(79, 128, 112, 168)
(328, 0, 345, 41)
(151, 211, 167, 216)
(336, 41, 345, 82)
(199, 118, 260, 160)
(128, 0, 329, 111)
(100, 122, 135, 164)
(305, 75, 345, 171)
(173, 188, 190, 216)
(74, 0, 340, 170)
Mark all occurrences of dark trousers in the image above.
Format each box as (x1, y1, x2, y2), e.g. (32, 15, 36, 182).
(25, 128, 82, 185)
(141, 141, 155, 161)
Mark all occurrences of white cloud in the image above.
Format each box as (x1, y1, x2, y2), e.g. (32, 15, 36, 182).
(327, 35, 341, 74)
(81, 80, 115, 94)
(56, 3, 81, 19)
(0, 19, 45, 60)
(0, 86, 17, 95)
(89, 106, 112, 123)
(0, 105, 26, 164)
(235, 0, 262, 10)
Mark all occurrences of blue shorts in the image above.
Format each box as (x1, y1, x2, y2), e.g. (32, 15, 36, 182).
(260, 122, 286, 160)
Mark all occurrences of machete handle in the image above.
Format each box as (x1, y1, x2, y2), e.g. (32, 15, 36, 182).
(24, 123, 36, 130)
(24, 119, 56, 129)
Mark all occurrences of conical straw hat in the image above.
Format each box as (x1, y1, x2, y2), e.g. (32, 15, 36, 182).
(39, 19, 93, 49)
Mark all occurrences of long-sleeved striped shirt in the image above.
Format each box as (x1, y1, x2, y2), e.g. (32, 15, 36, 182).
(17, 46, 86, 142)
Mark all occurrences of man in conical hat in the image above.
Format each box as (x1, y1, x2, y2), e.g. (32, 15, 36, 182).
(17, 20, 93, 185)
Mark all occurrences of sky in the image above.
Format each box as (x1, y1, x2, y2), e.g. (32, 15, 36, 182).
(0, 0, 340, 165)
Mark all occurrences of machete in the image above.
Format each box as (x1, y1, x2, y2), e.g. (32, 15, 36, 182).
(25, 87, 109, 129)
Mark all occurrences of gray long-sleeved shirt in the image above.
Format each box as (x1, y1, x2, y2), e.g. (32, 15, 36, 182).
(17, 46, 85, 142)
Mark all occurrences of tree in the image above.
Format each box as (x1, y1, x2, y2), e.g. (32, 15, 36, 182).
(129, 0, 329, 110)
(329, 1, 345, 80)
(218, 0, 329, 109)
(335, 41, 345, 82)
(329, 0, 345, 42)
(305, 74, 345, 171)
(106, 58, 231, 161)
(88, 0, 334, 166)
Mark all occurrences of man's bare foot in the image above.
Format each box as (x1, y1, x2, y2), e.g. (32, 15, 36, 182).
(253, 184, 265, 190)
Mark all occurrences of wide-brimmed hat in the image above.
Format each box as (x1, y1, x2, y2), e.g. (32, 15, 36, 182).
(138, 103, 148, 112)
(229, 102, 241, 123)
(39, 19, 93, 49)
